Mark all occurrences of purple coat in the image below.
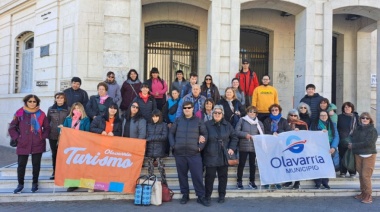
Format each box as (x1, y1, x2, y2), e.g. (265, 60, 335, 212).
(8, 108, 50, 155)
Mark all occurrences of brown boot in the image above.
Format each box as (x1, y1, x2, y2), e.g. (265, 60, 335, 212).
(361, 194, 373, 204)
(354, 193, 363, 200)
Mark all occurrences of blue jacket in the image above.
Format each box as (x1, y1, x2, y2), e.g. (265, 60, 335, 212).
(62, 116, 90, 132)
(176, 94, 206, 118)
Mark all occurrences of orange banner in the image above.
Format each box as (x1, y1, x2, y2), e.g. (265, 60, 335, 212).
(55, 127, 146, 193)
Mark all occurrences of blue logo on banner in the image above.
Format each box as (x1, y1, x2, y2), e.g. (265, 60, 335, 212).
(282, 135, 307, 154)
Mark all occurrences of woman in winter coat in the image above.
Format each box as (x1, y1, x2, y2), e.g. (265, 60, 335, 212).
(133, 82, 157, 122)
(337, 102, 359, 178)
(104, 71, 121, 104)
(47, 92, 70, 180)
(297, 102, 312, 128)
(319, 98, 338, 124)
(145, 67, 168, 111)
(202, 98, 215, 122)
(90, 103, 122, 137)
(62, 102, 90, 192)
(86, 82, 114, 120)
(217, 87, 246, 128)
(9, 94, 51, 194)
(146, 109, 168, 184)
(120, 69, 142, 112)
(203, 105, 238, 204)
(121, 101, 146, 139)
(200, 74, 220, 103)
(310, 110, 339, 189)
(349, 112, 378, 204)
(235, 106, 264, 190)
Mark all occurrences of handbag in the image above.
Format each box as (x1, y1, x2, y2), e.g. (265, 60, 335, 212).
(339, 136, 351, 148)
(226, 151, 239, 166)
(134, 175, 155, 206)
(162, 182, 174, 202)
(149, 175, 162, 206)
(342, 149, 356, 173)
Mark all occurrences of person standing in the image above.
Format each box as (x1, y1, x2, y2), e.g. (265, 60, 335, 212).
(299, 84, 324, 122)
(235, 59, 259, 107)
(176, 84, 206, 119)
(231, 78, 245, 106)
(63, 77, 89, 107)
(217, 87, 246, 128)
(133, 82, 157, 122)
(47, 92, 70, 180)
(200, 74, 220, 103)
(252, 75, 279, 122)
(297, 102, 312, 128)
(104, 71, 121, 105)
(90, 103, 122, 137)
(86, 82, 114, 121)
(121, 101, 146, 139)
(181, 72, 198, 98)
(145, 67, 168, 111)
(350, 112, 378, 204)
(169, 101, 209, 207)
(9, 95, 51, 194)
(204, 105, 238, 204)
(120, 69, 142, 113)
(171, 70, 187, 95)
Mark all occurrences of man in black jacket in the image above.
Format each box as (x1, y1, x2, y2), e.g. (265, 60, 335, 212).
(63, 77, 89, 107)
(299, 84, 323, 122)
(169, 101, 209, 207)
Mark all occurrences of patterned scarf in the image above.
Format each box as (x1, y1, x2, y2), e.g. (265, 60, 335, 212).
(270, 113, 282, 133)
(318, 119, 333, 143)
(18, 106, 43, 135)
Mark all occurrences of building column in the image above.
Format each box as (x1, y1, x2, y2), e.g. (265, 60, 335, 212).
(376, 21, 380, 131)
(322, 2, 333, 101)
(357, 31, 372, 113)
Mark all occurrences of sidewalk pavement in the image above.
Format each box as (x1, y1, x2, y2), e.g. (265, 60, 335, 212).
(0, 145, 17, 168)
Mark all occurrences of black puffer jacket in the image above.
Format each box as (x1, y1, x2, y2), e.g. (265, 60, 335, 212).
(86, 95, 114, 120)
(47, 104, 70, 140)
(169, 116, 208, 156)
(90, 116, 122, 136)
(300, 93, 324, 121)
(146, 122, 168, 158)
(235, 117, 264, 152)
(217, 98, 246, 127)
(133, 93, 157, 122)
(263, 117, 290, 134)
(203, 119, 238, 167)
(351, 124, 378, 155)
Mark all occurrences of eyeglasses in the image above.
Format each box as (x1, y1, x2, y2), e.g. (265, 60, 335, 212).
(205, 78, 212, 81)
(28, 101, 37, 103)
(361, 117, 370, 120)
(213, 112, 222, 115)
(289, 115, 298, 117)
(108, 76, 115, 78)
(131, 105, 139, 109)
(248, 110, 257, 114)
(243, 63, 249, 65)
(271, 109, 279, 112)
(183, 106, 193, 110)
(299, 107, 307, 109)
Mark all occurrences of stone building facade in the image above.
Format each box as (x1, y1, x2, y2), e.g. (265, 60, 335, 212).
(1, 0, 380, 146)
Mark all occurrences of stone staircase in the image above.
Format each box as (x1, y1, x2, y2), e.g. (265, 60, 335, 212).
(1, 140, 380, 202)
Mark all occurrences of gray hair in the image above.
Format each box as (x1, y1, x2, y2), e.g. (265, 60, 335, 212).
(287, 109, 300, 119)
(212, 105, 225, 116)
(297, 102, 311, 117)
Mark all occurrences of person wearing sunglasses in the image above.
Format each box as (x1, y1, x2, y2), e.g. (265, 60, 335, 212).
(235, 106, 264, 190)
(121, 101, 146, 139)
(203, 105, 238, 204)
(104, 71, 121, 104)
(349, 112, 378, 204)
(310, 110, 339, 190)
(9, 94, 51, 194)
(297, 102, 312, 128)
(200, 74, 220, 103)
(169, 101, 209, 206)
(337, 102, 359, 178)
(282, 109, 308, 189)
(252, 75, 279, 122)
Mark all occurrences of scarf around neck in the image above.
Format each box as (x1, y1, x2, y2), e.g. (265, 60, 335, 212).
(270, 113, 282, 133)
(99, 95, 109, 104)
(318, 119, 333, 143)
(17, 106, 43, 135)
(242, 115, 263, 135)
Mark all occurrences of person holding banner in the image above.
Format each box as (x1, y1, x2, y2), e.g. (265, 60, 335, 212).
(62, 102, 90, 192)
(9, 94, 51, 194)
(90, 103, 122, 137)
(310, 110, 339, 189)
(146, 109, 168, 185)
(263, 103, 290, 189)
(235, 106, 264, 190)
(121, 101, 146, 139)
(350, 112, 378, 204)
(203, 105, 238, 204)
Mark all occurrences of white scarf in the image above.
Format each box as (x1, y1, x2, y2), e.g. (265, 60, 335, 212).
(242, 115, 263, 135)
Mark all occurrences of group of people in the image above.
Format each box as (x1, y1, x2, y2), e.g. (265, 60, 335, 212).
(7, 60, 378, 205)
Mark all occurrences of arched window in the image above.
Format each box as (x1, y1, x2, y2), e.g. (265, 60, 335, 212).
(15, 32, 34, 93)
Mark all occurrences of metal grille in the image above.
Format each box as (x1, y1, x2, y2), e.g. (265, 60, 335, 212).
(240, 29, 269, 81)
(145, 24, 198, 90)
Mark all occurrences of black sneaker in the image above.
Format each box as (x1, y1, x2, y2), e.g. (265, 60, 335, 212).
(50, 172, 55, 180)
(248, 181, 257, 189)
(218, 196, 225, 203)
(293, 183, 300, 189)
(283, 182, 292, 188)
(31, 183, 38, 193)
(13, 184, 24, 194)
(314, 184, 321, 189)
(323, 184, 330, 190)
(197, 196, 210, 207)
(236, 181, 244, 189)
(180, 194, 189, 204)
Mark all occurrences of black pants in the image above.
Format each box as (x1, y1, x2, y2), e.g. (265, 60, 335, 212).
(18, 153, 43, 185)
(257, 113, 270, 123)
(175, 154, 205, 197)
(314, 178, 329, 186)
(49, 139, 58, 173)
(244, 95, 252, 108)
(205, 166, 228, 198)
(155, 98, 166, 111)
(338, 146, 356, 175)
(237, 151, 256, 182)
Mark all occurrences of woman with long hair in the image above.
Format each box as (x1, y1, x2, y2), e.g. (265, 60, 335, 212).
(120, 69, 142, 112)
(217, 87, 246, 128)
(200, 74, 220, 103)
(121, 101, 146, 139)
(9, 94, 51, 194)
(90, 103, 122, 137)
(145, 67, 168, 111)
(231, 78, 245, 106)
(202, 98, 215, 122)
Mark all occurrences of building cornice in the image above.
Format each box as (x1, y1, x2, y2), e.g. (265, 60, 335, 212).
(0, 0, 36, 16)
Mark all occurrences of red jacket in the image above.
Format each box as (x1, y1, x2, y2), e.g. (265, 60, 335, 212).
(235, 69, 259, 96)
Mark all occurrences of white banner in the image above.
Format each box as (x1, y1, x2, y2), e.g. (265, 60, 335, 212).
(253, 130, 336, 185)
